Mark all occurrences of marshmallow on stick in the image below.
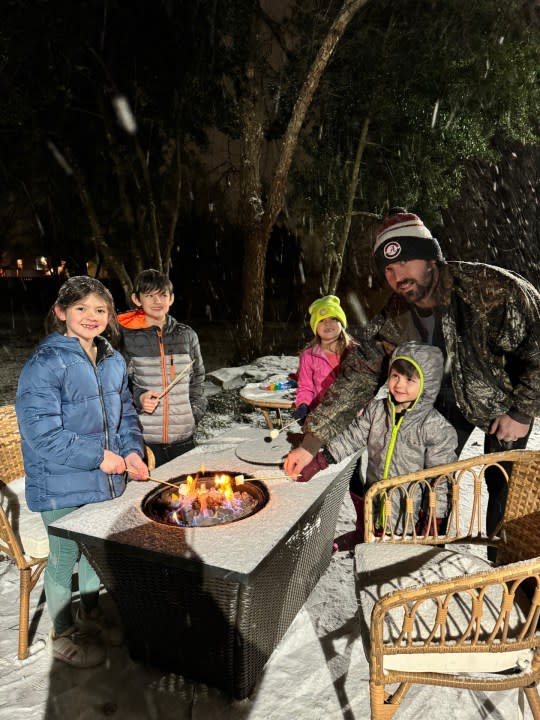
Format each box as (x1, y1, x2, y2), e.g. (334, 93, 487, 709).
(268, 419, 298, 440)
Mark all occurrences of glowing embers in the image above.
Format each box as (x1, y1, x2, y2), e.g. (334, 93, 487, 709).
(142, 471, 268, 528)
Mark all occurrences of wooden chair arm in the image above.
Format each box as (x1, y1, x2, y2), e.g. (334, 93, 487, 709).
(363, 450, 540, 549)
(371, 556, 540, 654)
(145, 445, 156, 471)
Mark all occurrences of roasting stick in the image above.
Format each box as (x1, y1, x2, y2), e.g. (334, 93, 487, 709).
(126, 467, 180, 490)
(267, 418, 299, 440)
(131, 472, 288, 489)
(146, 475, 182, 490)
(146, 474, 286, 489)
(129, 472, 181, 490)
(234, 474, 290, 483)
(157, 360, 194, 400)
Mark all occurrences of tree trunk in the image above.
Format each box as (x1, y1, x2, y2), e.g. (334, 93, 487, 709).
(135, 139, 163, 271)
(321, 215, 338, 295)
(328, 116, 370, 293)
(239, 224, 267, 361)
(236, 46, 265, 362)
(162, 138, 183, 276)
(72, 161, 133, 303)
(239, 0, 369, 359)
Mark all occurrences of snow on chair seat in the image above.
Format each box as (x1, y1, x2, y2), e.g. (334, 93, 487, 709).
(356, 542, 534, 675)
(0, 404, 48, 660)
(0, 476, 49, 558)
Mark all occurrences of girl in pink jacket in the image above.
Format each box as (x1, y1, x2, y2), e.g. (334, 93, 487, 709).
(293, 295, 355, 421)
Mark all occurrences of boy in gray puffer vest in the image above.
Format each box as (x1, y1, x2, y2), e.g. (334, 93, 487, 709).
(298, 341, 457, 544)
(118, 269, 207, 467)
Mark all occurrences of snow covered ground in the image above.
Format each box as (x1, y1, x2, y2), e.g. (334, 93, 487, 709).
(1, 354, 538, 719)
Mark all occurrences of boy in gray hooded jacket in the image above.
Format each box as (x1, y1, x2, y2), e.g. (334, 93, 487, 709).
(296, 341, 458, 543)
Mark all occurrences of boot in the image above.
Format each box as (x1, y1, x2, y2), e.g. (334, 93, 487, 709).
(351, 491, 365, 540)
(332, 492, 364, 553)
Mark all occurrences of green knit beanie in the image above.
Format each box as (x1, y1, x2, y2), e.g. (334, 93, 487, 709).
(308, 295, 347, 335)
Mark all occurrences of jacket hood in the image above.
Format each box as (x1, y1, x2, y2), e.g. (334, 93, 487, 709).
(117, 310, 178, 334)
(388, 341, 444, 413)
(40, 332, 114, 358)
(117, 309, 149, 329)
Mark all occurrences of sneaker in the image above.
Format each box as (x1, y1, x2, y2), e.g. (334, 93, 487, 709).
(75, 606, 123, 646)
(49, 626, 106, 668)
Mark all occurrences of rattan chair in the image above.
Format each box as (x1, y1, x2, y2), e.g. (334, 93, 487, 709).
(0, 405, 48, 660)
(145, 445, 156, 472)
(355, 450, 540, 720)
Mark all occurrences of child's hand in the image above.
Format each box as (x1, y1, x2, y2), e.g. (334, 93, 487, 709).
(124, 452, 149, 481)
(100, 449, 128, 475)
(140, 390, 161, 414)
(292, 403, 309, 421)
(283, 447, 314, 478)
(296, 451, 329, 482)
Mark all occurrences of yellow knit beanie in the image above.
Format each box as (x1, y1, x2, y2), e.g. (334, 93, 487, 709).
(308, 295, 347, 335)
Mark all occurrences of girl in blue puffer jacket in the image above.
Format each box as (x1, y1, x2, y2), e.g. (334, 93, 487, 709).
(16, 276, 148, 669)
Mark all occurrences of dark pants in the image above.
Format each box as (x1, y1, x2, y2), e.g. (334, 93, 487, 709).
(147, 437, 196, 468)
(449, 411, 532, 559)
(349, 454, 366, 496)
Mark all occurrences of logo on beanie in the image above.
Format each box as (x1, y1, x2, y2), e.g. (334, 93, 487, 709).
(319, 309, 328, 317)
(383, 241, 402, 260)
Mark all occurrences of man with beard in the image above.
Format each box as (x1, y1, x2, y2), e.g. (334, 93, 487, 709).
(284, 208, 540, 548)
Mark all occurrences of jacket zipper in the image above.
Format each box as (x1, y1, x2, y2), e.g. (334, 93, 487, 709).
(379, 355, 425, 527)
(382, 354, 425, 480)
(157, 329, 169, 443)
(382, 410, 404, 481)
(93, 355, 116, 499)
(378, 407, 404, 528)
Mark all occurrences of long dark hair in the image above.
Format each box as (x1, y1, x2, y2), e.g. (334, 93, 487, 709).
(305, 327, 355, 357)
(46, 276, 120, 344)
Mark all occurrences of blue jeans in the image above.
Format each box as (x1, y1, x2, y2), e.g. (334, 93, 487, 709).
(41, 507, 101, 635)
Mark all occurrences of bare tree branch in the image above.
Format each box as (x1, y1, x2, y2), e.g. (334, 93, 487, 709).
(328, 116, 370, 292)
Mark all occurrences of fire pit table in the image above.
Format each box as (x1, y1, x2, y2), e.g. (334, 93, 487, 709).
(49, 428, 355, 699)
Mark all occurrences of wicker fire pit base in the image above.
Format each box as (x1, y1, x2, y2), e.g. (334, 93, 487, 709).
(50, 431, 356, 698)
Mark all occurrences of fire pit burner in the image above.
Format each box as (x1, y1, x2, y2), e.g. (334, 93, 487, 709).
(142, 472, 268, 528)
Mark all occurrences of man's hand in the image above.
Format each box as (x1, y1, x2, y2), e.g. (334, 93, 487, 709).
(140, 390, 161, 414)
(489, 414, 530, 443)
(124, 452, 149, 481)
(283, 446, 314, 478)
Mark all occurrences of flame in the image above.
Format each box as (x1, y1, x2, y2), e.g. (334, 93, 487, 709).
(163, 471, 252, 527)
(213, 474, 236, 500)
(198, 492, 208, 514)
